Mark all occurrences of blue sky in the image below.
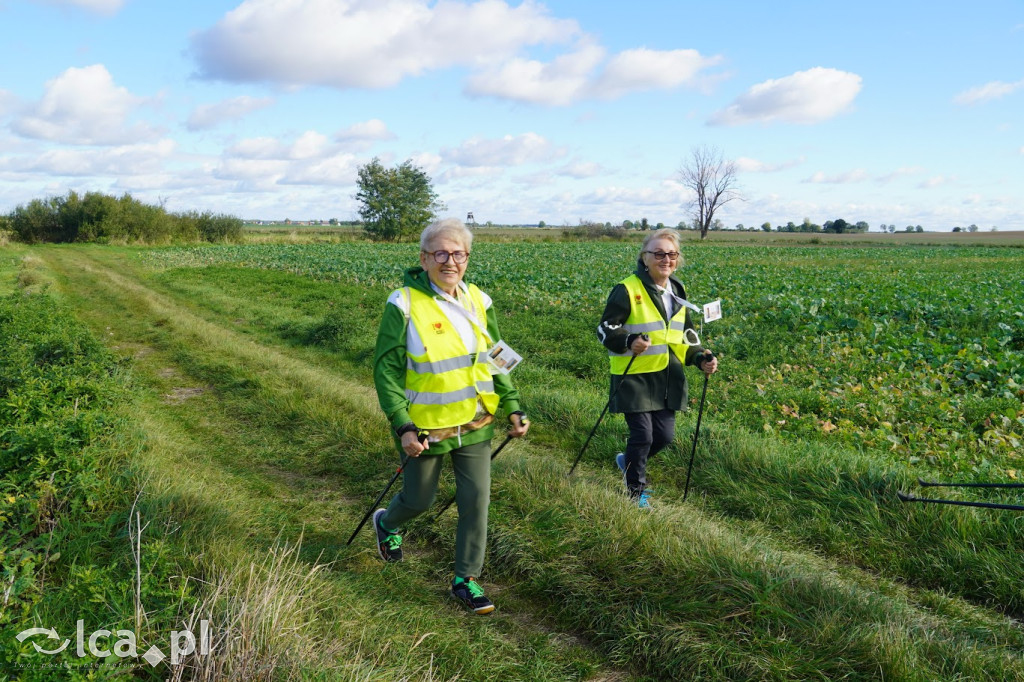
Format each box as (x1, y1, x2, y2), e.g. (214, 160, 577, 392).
(1, 0, 1022, 230)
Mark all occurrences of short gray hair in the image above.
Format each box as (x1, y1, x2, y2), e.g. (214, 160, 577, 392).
(639, 228, 680, 257)
(420, 218, 473, 252)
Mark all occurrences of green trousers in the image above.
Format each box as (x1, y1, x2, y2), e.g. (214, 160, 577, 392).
(379, 439, 492, 578)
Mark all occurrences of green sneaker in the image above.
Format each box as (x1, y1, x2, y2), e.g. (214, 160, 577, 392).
(373, 509, 403, 562)
(450, 577, 494, 614)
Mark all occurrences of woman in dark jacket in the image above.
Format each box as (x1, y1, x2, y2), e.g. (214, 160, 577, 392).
(597, 228, 718, 508)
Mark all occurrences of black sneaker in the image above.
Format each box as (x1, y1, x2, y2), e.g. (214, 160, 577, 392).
(450, 577, 494, 615)
(373, 509, 402, 562)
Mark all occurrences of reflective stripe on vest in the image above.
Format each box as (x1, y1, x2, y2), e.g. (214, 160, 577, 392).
(609, 275, 690, 375)
(404, 284, 500, 429)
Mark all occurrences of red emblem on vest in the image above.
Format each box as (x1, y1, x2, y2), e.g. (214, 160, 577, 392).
(635, 294, 642, 304)
(432, 321, 444, 334)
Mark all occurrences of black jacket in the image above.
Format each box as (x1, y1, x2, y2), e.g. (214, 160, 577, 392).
(597, 261, 707, 413)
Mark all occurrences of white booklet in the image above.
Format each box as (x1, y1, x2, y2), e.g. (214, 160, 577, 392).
(485, 340, 523, 374)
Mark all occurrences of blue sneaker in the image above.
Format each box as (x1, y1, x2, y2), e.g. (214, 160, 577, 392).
(615, 452, 627, 488)
(635, 489, 653, 510)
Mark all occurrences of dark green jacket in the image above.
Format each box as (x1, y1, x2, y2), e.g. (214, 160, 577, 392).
(597, 261, 707, 413)
(373, 266, 523, 453)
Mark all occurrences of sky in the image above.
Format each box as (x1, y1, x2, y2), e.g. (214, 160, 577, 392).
(1, 0, 1022, 231)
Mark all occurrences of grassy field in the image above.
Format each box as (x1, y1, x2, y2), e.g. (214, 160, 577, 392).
(2, 236, 1023, 680)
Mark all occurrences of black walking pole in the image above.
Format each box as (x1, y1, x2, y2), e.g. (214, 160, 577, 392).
(347, 450, 414, 546)
(682, 370, 709, 503)
(433, 435, 513, 521)
(567, 338, 645, 477)
(896, 491, 1024, 512)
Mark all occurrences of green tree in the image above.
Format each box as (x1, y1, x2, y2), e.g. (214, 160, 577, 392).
(824, 218, 849, 234)
(355, 158, 441, 242)
(761, 222, 771, 232)
(538, 220, 546, 228)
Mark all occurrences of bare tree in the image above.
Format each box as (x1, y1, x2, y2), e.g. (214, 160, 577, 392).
(678, 145, 740, 240)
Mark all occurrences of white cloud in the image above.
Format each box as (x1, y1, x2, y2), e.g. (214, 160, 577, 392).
(409, 152, 443, 175)
(803, 169, 870, 184)
(226, 137, 286, 160)
(12, 64, 157, 145)
(510, 161, 603, 187)
(280, 153, 359, 186)
(438, 166, 506, 183)
(33, 0, 126, 14)
(1, 139, 176, 177)
(290, 131, 330, 159)
(465, 42, 722, 106)
(0, 90, 18, 117)
(876, 166, 924, 184)
(710, 67, 862, 126)
(579, 182, 689, 207)
(186, 96, 274, 131)
(191, 0, 578, 89)
(464, 43, 604, 106)
(918, 175, 957, 189)
(441, 132, 564, 166)
(591, 48, 722, 99)
(226, 131, 330, 161)
(734, 156, 803, 173)
(192, 1, 721, 106)
(558, 161, 603, 178)
(953, 79, 1024, 105)
(335, 119, 395, 151)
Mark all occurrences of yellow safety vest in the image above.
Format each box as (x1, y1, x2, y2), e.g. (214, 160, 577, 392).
(609, 275, 690, 375)
(404, 285, 500, 429)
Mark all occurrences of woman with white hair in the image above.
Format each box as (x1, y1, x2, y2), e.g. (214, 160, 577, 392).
(597, 228, 718, 508)
(371, 218, 529, 614)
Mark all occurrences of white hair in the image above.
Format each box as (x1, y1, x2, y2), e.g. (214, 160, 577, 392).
(420, 218, 473, 252)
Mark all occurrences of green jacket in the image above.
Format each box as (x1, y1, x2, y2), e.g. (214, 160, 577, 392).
(373, 266, 523, 454)
(597, 261, 707, 413)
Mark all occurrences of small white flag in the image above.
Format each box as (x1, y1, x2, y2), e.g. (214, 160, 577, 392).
(703, 299, 722, 322)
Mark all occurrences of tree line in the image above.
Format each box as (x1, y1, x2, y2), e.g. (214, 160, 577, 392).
(4, 191, 242, 244)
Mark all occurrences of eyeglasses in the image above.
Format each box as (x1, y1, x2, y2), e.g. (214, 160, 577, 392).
(644, 250, 680, 261)
(423, 250, 469, 264)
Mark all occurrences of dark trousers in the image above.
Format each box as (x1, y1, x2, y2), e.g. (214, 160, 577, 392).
(380, 440, 492, 578)
(623, 409, 676, 496)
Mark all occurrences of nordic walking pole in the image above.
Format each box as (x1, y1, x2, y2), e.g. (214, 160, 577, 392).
(897, 491, 1024, 512)
(346, 436, 424, 545)
(568, 335, 647, 477)
(433, 435, 513, 521)
(682, 369, 710, 503)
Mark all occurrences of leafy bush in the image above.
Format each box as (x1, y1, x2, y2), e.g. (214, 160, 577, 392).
(174, 210, 243, 243)
(6, 191, 242, 244)
(563, 222, 632, 241)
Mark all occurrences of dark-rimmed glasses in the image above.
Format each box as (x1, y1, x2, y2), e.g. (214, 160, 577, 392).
(423, 250, 469, 264)
(644, 250, 680, 261)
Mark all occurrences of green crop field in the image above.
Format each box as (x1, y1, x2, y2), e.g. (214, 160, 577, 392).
(3, 237, 1023, 680)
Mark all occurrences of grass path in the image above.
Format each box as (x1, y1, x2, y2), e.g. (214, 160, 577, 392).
(34, 245, 1024, 681)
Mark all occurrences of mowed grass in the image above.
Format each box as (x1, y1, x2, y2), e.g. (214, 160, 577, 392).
(18, 242, 1024, 680)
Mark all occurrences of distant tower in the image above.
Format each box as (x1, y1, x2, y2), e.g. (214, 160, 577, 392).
(466, 212, 477, 227)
